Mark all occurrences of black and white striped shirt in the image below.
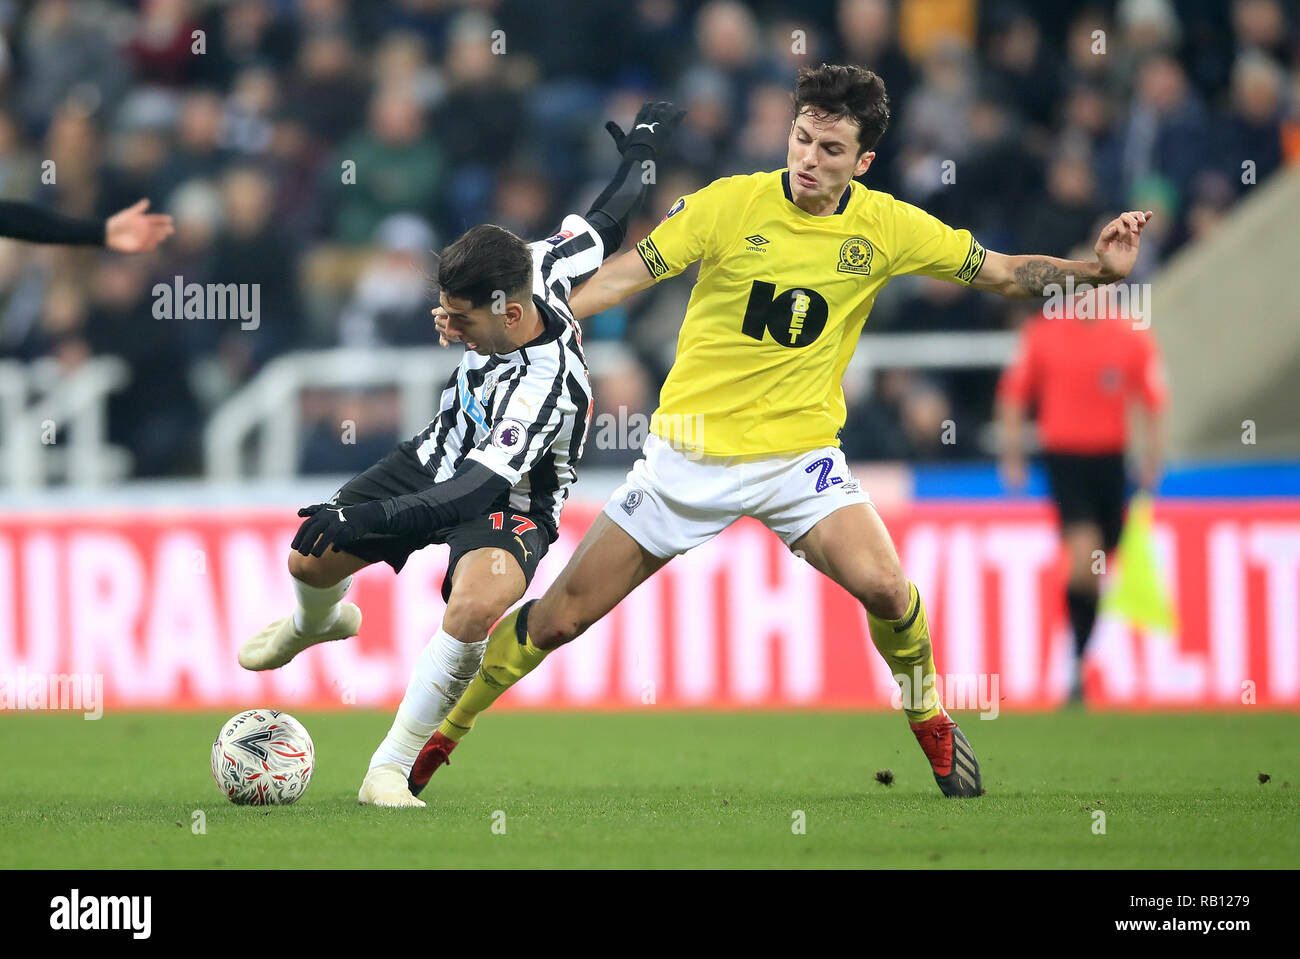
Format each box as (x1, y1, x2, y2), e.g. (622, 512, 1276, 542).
(406, 214, 602, 538)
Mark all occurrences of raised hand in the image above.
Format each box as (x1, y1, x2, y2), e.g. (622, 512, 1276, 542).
(604, 100, 685, 158)
(432, 305, 461, 348)
(105, 199, 174, 253)
(1094, 210, 1154, 282)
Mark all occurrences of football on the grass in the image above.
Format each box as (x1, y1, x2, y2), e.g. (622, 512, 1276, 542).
(211, 709, 314, 805)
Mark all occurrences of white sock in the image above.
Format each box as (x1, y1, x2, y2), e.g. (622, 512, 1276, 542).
(292, 574, 352, 633)
(369, 628, 487, 774)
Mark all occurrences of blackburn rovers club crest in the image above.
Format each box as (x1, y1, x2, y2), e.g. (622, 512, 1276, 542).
(620, 489, 644, 515)
(837, 236, 873, 275)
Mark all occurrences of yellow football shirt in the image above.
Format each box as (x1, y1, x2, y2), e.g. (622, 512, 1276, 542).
(635, 169, 986, 456)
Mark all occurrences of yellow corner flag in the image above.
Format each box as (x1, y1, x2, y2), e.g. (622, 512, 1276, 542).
(1101, 493, 1179, 634)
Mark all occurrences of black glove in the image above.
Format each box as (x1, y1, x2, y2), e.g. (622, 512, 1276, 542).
(604, 100, 685, 158)
(291, 501, 386, 557)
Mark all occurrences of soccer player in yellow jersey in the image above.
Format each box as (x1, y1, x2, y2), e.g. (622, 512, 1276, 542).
(413, 64, 1154, 800)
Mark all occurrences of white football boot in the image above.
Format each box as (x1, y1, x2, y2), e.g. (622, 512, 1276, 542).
(237, 603, 363, 671)
(358, 763, 427, 808)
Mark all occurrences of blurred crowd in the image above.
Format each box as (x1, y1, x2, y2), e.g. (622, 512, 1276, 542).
(0, 0, 1296, 477)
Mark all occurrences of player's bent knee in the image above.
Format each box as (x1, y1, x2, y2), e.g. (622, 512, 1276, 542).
(529, 620, 580, 652)
(862, 570, 911, 621)
(287, 550, 330, 588)
(527, 598, 586, 652)
(444, 592, 512, 640)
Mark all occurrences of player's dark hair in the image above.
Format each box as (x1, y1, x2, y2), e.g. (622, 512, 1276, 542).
(437, 224, 532, 308)
(793, 63, 890, 153)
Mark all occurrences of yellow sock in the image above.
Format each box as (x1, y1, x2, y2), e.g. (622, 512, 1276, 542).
(437, 602, 550, 742)
(867, 582, 944, 724)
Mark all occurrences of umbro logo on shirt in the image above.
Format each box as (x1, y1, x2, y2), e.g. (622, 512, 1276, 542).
(744, 234, 770, 253)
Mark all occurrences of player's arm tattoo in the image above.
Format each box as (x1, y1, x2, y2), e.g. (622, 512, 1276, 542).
(1012, 259, 1069, 296)
(973, 250, 1106, 298)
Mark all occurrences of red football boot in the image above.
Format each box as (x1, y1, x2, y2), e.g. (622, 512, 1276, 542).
(909, 712, 983, 798)
(407, 732, 457, 797)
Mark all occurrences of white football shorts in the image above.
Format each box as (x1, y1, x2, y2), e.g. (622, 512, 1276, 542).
(604, 433, 873, 558)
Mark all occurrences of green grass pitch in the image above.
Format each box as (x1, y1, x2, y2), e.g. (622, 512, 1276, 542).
(1, 710, 1295, 868)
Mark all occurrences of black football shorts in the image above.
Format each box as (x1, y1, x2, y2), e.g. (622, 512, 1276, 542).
(329, 442, 549, 601)
(1041, 451, 1129, 552)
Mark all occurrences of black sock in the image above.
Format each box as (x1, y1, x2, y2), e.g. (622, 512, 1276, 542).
(515, 599, 536, 645)
(1066, 587, 1099, 658)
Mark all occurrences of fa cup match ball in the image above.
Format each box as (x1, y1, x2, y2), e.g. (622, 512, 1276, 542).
(211, 709, 315, 805)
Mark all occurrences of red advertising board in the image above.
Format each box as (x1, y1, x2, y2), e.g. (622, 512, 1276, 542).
(1, 500, 1298, 711)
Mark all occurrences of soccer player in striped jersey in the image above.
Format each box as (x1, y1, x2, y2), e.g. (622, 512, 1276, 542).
(422, 65, 1155, 800)
(236, 102, 683, 808)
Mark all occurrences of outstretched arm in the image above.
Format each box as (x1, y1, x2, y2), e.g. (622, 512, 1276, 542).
(292, 462, 510, 557)
(584, 101, 684, 255)
(104, 199, 175, 253)
(972, 210, 1154, 297)
(434, 101, 681, 347)
(437, 197, 663, 340)
(0, 200, 103, 245)
(436, 245, 652, 345)
(568, 246, 656, 320)
(0, 198, 173, 251)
